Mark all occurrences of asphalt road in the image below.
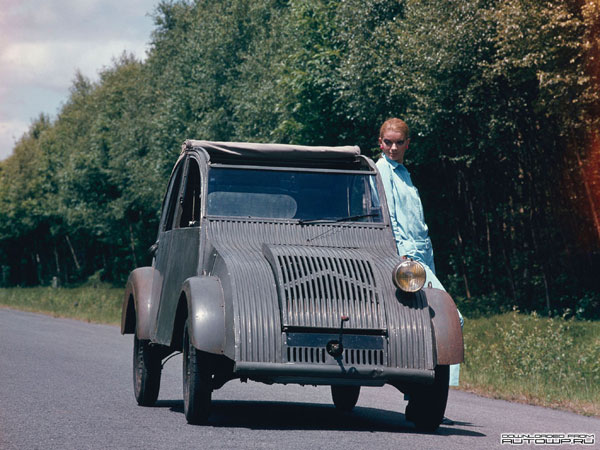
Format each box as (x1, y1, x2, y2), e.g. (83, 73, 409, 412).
(1, 308, 597, 450)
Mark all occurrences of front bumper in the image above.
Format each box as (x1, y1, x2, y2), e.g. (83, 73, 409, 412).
(233, 361, 435, 386)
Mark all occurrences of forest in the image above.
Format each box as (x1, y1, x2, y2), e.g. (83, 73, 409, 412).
(1, 0, 599, 319)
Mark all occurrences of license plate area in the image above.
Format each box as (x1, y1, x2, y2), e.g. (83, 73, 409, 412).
(284, 332, 388, 366)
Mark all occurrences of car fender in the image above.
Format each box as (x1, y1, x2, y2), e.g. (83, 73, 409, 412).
(423, 287, 464, 365)
(181, 276, 226, 355)
(121, 266, 154, 338)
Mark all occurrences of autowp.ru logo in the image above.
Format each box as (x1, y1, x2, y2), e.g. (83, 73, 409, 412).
(501, 433, 595, 445)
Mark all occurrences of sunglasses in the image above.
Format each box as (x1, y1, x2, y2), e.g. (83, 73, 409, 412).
(382, 138, 406, 147)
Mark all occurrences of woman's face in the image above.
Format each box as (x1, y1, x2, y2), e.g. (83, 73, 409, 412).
(379, 129, 409, 163)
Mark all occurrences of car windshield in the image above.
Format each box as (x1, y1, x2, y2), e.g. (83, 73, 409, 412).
(207, 168, 383, 222)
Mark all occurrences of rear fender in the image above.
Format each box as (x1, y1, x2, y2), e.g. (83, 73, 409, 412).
(423, 288, 464, 365)
(121, 267, 154, 338)
(181, 276, 226, 355)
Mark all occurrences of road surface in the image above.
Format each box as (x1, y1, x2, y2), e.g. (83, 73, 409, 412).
(1, 308, 597, 449)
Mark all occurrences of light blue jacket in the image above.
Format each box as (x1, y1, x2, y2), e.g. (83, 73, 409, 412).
(376, 154, 440, 283)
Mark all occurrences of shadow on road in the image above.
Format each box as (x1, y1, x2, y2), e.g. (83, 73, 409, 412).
(155, 399, 484, 436)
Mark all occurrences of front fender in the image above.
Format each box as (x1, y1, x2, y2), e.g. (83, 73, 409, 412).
(423, 288, 464, 365)
(121, 266, 154, 338)
(181, 276, 226, 355)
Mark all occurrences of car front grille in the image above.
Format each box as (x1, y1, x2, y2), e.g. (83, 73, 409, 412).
(263, 244, 386, 330)
(286, 345, 387, 366)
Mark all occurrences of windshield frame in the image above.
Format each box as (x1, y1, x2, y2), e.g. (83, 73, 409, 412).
(208, 162, 377, 175)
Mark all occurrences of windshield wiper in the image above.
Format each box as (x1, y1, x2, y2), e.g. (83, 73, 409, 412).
(298, 213, 379, 225)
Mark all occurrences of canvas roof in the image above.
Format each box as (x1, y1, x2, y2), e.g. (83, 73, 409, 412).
(183, 140, 366, 169)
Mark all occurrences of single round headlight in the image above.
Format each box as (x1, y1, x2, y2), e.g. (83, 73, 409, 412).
(392, 260, 426, 292)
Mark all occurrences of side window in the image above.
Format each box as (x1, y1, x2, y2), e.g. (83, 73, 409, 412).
(178, 159, 202, 228)
(163, 160, 185, 232)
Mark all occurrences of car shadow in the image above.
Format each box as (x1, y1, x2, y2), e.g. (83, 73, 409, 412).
(156, 399, 484, 436)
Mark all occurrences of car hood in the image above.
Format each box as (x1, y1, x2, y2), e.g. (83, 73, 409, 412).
(205, 219, 434, 370)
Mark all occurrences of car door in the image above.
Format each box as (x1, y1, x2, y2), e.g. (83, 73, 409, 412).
(148, 157, 187, 341)
(153, 156, 203, 345)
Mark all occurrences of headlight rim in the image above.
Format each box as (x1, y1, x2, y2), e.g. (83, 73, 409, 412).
(392, 258, 426, 293)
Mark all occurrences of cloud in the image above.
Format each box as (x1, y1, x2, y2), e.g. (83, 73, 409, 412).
(0, 119, 29, 159)
(0, 0, 155, 42)
(1, 39, 149, 91)
(0, 0, 157, 161)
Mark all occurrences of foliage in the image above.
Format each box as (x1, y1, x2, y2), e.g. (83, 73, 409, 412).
(0, 0, 598, 318)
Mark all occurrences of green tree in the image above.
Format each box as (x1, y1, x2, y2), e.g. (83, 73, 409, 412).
(0, 0, 597, 317)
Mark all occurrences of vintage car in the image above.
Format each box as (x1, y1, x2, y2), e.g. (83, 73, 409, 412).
(121, 140, 463, 431)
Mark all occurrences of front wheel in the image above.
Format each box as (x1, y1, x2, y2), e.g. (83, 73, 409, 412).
(405, 365, 449, 432)
(331, 385, 361, 412)
(133, 332, 162, 406)
(182, 321, 213, 424)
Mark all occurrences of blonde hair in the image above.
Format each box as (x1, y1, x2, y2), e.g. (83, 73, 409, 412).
(379, 118, 410, 139)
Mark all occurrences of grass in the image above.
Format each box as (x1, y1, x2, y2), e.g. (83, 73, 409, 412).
(1, 287, 598, 416)
(0, 285, 122, 325)
(459, 311, 600, 417)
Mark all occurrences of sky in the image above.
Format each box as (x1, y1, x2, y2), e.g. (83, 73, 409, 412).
(0, 0, 160, 161)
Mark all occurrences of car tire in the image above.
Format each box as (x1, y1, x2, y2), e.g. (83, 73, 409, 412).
(133, 332, 161, 406)
(183, 321, 212, 424)
(331, 385, 361, 412)
(405, 364, 449, 432)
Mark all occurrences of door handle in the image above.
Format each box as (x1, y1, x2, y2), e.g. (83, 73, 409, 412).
(149, 241, 159, 256)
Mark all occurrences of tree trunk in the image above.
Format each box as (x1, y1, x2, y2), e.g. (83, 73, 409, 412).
(485, 208, 496, 292)
(35, 252, 42, 285)
(501, 219, 518, 305)
(524, 138, 552, 314)
(53, 245, 61, 276)
(528, 207, 552, 313)
(455, 223, 471, 300)
(65, 234, 81, 272)
(128, 222, 138, 268)
(574, 143, 600, 245)
(454, 171, 471, 299)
